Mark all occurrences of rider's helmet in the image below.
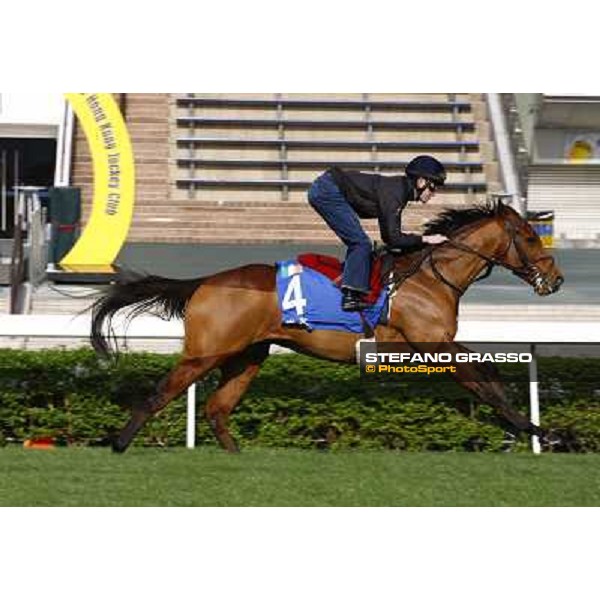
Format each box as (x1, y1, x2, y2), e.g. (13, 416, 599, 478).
(405, 155, 447, 186)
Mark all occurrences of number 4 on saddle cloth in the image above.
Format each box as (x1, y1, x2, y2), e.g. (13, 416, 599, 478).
(276, 254, 391, 334)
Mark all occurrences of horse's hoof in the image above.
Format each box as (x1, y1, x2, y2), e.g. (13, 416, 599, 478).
(541, 430, 562, 448)
(219, 441, 241, 454)
(111, 437, 128, 454)
(501, 432, 517, 453)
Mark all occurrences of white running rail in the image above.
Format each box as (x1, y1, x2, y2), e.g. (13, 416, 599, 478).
(1, 314, 599, 453)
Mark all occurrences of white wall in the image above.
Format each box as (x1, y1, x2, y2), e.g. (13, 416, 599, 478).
(0, 93, 64, 125)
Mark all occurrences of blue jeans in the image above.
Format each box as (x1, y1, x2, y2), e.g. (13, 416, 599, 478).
(308, 172, 372, 293)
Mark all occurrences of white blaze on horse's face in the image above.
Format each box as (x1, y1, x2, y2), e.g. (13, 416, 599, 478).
(502, 206, 565, 296)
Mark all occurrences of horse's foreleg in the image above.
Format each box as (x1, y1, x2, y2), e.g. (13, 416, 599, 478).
(446, 342, 543, 440)
(113, 355, 224, 453)
(453, 371, 540, 436)
(205, 343, 271, 453)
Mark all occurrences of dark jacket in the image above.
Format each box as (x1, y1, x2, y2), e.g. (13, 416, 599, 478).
(328, 166, 423, 250)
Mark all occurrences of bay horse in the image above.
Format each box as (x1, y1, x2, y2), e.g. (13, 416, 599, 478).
(91, 200, 564, 453)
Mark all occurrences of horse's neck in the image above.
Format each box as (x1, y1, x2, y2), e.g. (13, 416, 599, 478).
(436, 220, 504, 291)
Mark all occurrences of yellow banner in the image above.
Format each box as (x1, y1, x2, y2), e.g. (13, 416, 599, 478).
(60, 93, 135, 267)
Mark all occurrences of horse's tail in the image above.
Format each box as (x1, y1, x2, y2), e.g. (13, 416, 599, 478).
(90, 273, 204, 357)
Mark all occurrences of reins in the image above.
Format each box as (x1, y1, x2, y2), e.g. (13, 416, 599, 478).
(386, 217, 552, 298)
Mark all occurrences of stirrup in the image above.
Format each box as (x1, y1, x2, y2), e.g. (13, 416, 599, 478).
(342, 298, 370, 312)
(341, 289, 369, 312)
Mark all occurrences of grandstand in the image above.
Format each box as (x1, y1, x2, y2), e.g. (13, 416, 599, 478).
(70, 93, 500, 245)
(2, 93, 600, 350)
(528, 94, 600, 245)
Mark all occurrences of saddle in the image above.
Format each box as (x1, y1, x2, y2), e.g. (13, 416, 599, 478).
(297, 252, 391, 305)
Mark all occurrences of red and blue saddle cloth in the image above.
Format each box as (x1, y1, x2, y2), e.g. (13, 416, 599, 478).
(276, 254, 390, 334)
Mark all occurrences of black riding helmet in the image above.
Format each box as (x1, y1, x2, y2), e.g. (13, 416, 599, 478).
(405, 155, 447, 186)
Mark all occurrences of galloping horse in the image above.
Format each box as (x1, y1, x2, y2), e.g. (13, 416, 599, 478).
(91, 201, 564, 453)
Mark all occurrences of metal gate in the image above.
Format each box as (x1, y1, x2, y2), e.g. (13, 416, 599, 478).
(27, 203, 48, 286)
(1, 148, 19, 238)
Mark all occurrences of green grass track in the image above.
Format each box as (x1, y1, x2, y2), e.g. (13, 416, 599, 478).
(0, 447, 598, 506)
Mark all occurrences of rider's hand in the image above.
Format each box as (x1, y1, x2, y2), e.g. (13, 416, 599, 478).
(422, 234, 449, 245)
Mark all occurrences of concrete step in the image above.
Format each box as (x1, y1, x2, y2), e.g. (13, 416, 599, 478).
(130, 214, 431, 227)
(129, 213, 431, 230)
(30, 285, 99, 315)
(131, 209, 444, 223)
(167, 191, 485, 205)
(0, 263, 11, 286)
(129, 222, 387, 236)
(131, 204, 462, 221)
(0, 287, 8, 313)
(459, 304, 600, 321)
(134, 205, 330, 215)
(130, 204, 442, 219)
(127, 226, 346, 237)
(126, 229, 345, 244)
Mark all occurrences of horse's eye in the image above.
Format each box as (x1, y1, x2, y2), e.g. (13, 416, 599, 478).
(526, 237, 537, 244)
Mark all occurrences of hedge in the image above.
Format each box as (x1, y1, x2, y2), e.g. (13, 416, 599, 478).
(0, 349, 599, 452)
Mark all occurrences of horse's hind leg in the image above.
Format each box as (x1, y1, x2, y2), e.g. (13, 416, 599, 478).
(113, 355, 224, 453)
(205, 343, 271, 453)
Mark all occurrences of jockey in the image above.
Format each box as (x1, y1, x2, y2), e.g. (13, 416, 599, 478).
(308, 155, 449, 312)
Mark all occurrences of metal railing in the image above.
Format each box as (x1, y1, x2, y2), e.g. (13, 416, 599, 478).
(177, 93, 486, 202)
(8, 187, 49, 313)
(9, 213, 25, 313)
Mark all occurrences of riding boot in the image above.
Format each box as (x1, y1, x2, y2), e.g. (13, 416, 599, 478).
(342, 288, 370, 312)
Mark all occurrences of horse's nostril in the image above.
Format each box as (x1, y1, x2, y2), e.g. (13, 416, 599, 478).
(556, 276, 564, 288)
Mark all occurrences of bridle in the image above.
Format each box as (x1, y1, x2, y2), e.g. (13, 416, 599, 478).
(390, 216, 558, 297)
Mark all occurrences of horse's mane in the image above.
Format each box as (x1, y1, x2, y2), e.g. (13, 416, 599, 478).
(389, 200, 504, 280)
(422, 200, 500, 237)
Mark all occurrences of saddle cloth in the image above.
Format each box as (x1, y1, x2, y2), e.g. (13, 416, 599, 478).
(297, 253, 387, 304)
(276, 259, 389, 334)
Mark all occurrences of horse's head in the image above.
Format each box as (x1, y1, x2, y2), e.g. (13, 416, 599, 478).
(493, 202, 564, 296)
(423, 201, 565, 296)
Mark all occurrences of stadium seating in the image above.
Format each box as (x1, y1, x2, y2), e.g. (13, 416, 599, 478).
(71, 93, 502, 245)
